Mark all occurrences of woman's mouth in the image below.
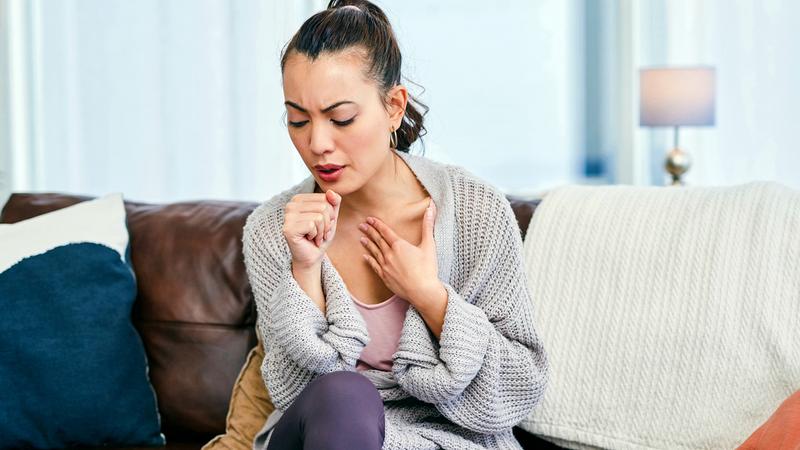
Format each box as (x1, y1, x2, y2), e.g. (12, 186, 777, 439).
(316, 166, 345, 182)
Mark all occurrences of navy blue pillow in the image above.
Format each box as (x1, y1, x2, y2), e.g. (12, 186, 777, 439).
(0, 194, 165, 449)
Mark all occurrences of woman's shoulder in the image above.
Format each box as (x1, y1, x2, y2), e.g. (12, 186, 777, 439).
(428, 160, 522, 247)
(437, 162, 513, 218)
(407, 152, 506, 202)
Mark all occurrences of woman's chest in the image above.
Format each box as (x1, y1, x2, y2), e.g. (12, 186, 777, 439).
(327, 216, 425, 304)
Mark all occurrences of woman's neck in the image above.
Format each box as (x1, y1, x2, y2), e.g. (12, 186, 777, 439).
(316, 151, 428, 221)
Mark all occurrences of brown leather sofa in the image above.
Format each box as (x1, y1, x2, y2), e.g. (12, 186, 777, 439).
(1, 192, 561, 450)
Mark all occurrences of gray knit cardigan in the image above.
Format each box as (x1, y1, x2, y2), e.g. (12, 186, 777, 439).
(243, 149, 549, 450)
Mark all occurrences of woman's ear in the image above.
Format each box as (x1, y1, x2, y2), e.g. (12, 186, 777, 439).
(386, 84, 408, 128)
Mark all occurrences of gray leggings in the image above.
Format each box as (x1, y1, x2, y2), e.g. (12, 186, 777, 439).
(266, 370, 386, 450)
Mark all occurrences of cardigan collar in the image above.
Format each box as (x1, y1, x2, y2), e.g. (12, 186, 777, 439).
(296, 148, 455, 283)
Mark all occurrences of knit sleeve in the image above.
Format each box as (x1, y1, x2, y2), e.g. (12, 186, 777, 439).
(242, 205, 369, 410)
(393, 180, 550, 434)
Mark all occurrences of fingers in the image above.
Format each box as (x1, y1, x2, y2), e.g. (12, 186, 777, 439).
(288, 194, 338, 247)
(359, 221, 391, 254)
(363, 254, 384, 278)
(366, 217, 400, 246)
(287, 197, 335, 221)
(359, 235, 385, 265)
(293, 212, 328, 247)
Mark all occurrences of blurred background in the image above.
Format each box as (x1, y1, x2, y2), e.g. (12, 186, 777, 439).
(1, 0, 798, 207)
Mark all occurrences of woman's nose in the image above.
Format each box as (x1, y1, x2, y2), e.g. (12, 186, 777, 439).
(308, 121, 334, 155)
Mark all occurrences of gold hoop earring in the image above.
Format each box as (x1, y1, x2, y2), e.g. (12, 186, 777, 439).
(389, 127, 398, 149)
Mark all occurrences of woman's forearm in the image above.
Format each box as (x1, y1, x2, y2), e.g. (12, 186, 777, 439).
(411, 281, 448, 341)
(291, 261, 326, 314)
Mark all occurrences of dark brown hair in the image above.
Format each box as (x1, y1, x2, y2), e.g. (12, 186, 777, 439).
(280, 0, 428, 153)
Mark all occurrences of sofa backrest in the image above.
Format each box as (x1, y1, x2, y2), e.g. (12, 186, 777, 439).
(0, 192, 541, 439)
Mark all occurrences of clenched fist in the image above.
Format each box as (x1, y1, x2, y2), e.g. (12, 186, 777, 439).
(282, 189, 342, 270)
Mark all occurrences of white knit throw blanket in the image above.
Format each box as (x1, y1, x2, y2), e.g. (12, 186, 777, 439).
(519, 181, 800, 450)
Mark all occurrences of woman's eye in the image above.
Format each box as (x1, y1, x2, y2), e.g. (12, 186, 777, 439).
(287, 117, 355, 128)
(332, 117, 355, 127)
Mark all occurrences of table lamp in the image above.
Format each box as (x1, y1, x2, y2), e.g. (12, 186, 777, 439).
(639, 67, 716, 185)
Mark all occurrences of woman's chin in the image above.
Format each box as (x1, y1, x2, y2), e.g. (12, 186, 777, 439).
(315, 178, 353, 195)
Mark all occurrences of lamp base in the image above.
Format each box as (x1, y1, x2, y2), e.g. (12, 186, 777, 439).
(664, 147, 692, 186)
(665, 147, 691, 186)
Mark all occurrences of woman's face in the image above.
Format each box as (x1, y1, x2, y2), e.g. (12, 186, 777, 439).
(282, 49, 406, 195)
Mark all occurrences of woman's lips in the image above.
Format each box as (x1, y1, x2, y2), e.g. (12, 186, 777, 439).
(316, 166, 345, 182)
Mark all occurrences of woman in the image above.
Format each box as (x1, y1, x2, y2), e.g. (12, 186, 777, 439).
(242, 1, 549, 449)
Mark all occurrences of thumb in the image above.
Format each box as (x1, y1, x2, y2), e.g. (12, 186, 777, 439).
(421, 198, 436, 247)
(323, 190, 342, 243)
(326, 189, 342, 220)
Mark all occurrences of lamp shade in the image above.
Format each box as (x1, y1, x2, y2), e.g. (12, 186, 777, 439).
(639, 67, 716, 127)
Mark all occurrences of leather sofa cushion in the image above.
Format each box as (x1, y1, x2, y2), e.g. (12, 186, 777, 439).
(1, 193, 260, 440)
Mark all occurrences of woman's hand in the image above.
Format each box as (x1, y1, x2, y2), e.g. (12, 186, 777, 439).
(359, 199, 442, 309)
(283, 189, 342, 270)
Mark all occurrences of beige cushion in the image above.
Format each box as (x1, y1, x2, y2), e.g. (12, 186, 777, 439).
(203, 340, 273, 450)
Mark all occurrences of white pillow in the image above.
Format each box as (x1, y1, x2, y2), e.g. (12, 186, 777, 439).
(0, 193, 128, 272)
(519, 181, 800, 450)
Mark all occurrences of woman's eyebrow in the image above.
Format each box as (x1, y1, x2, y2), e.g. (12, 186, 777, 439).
(284, 100, 356, 113)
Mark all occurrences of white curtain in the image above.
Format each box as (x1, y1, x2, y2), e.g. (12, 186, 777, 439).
(1, 0, 584, 208)
(633, 0, 800, 187)
(1, 0, 325, 206)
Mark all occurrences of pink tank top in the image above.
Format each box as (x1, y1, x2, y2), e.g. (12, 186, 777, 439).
(351, 293, 410, 372)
